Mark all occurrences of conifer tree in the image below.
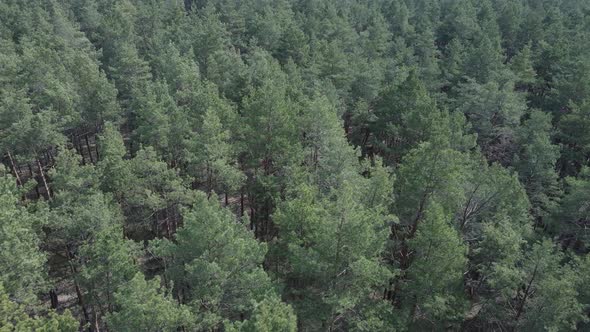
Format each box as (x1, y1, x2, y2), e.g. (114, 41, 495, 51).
(106, 273, 193, 332)
(0, 284, 77, 332)
(515, 111, 561, 220)
(151, 192, 277, 329)
(0, 170, 48, 305)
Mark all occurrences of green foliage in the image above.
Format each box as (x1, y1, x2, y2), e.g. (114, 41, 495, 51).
(2, 0, 590, 330)
(515, 111, 561, 219)
(510, 43, 537, 88)
(96, 122, 131, 197)
(0, 88, 65, 162)
(273, 178, 393, 330)
(405, 203, 468, 326)
(0, 284, 77, 332)
(514, 241, 586, 331)
(451, 79, 526, 163)
(188, 107, 244, 194)
(77, 225, 140, 316)
(226, 295, 297, 332)
(395, 142, 469, 224)
(550, 167, 590, 249)
(151, 192, 276, 329)
(0, 172, 47, 304)
(557, 101, 590, 176)
(106, 273, 192, 332)
(368, 71, 443, 163)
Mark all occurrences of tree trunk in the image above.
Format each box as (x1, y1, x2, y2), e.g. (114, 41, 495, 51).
(6, 151, 22, 185)
(37, 159, 51, 200)
(165, 207, 171, 238)
(78, 137, 87, 165)
(94, 311, 101, 332)
(94, 142, 100, 161)
(85, 134, 94, 164)
(240, 190, 244, 217)
(514, 263, 538, 322)
(49, 288, 59, 309)
(29, 164, 40, 199)
(66, 248, 90, 329)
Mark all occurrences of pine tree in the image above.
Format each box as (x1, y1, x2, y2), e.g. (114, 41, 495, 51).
(0, 88, 65, 167)
(550, 167, 590, 250)
(132, 80, 174, 156)
(240, 52, 302, 238)
(151, 192, 277, 329)
(105, 273, 193, 332)
(226, 295, 297, 332)
(404, 203, 468, 328)
(124, 146, 194, 237)
(188, 107, 244, 196)
(0, 170, 48, 304)
(108, 42, 151, 111)
(0, 284, 77, 332)
(272, 179, 393, 330)
(369, 71, 446, 164)
(77, 225, 140, 323)
(451, 79, 526, 164)
(510, 43, 537, 90)
(515, 111, 561, 220)
(509, 241, 585, 331)
(557, 101, 590, 176)
(96, 122, 132, 199)
(48, 148, 125, 327)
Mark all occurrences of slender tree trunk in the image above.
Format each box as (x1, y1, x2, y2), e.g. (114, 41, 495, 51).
(165, 207, 171, 238)
(94, 311, 101, 332)
(94, 142, 100, 161)
(240, 190, 244, 217)
(78, 137, 87, 165)
(460, 184, 480, 231)
(514, 263, 539, 322)
(6, 151, 22, 185)
(409, 192, 429, 238)
(49, 288, 59, 309)
(250, 206, 254, 231)
(66, 249, 90, 329)
(153, 211, 159, 237)
(29, 164, 40, 199)
(85, 134, 94, 164)
(37, 159, 51, 200)
(172, 210, 177, 234)
(409, 296, 419, 322)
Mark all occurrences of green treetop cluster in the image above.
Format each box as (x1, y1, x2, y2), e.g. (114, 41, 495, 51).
(1, 0, 590, 331)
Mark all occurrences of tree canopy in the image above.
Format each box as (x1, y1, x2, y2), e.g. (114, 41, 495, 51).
(1, 0, 590, 330)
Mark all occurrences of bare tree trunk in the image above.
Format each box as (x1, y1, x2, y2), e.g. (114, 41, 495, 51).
(49, 288, 58, 309)
(165, 207, 171, 238)
(515, 263, 539, 322)
(153, 211, 159, 237)
(66, 249, 90, 329)
(94, 311, 101, 332)
(77, 137, 87, 165)
(37, 159, 50, 200)
(85, 134, 94, 164)
(95, 142, 100, 161)
(6, 151, 22, 185)
(240, 190, 244, 217)
(29, 164, 41, 199)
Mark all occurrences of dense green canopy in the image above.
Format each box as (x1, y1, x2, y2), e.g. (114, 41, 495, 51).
(1, 0, 590, 331)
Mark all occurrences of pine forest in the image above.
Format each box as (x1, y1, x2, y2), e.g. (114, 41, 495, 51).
(1, 0, 590, 331)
